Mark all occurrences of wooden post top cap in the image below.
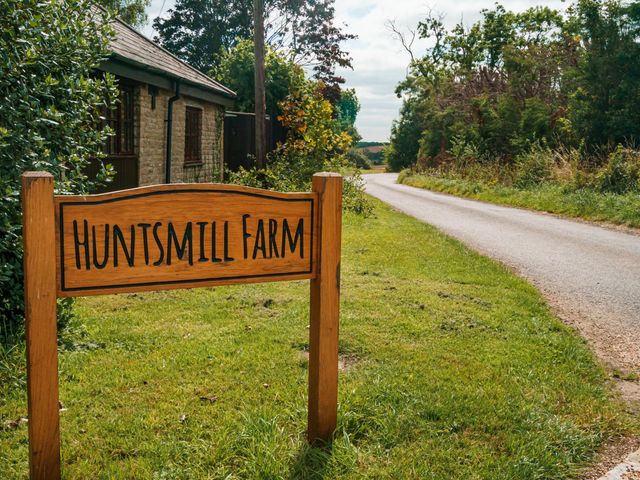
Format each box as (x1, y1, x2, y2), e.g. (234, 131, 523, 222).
(313, 172, 342, 178)
(22, 171, 53, 178)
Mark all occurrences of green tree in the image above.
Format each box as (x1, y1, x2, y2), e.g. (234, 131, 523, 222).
(390, 0, 640, 170)
(390, 4, 577, 167)
(385, 96, 425, 171)
(152, 0, 252, 73)
(152, 0, 355, 99)
(0, 0, 116, 342)
(568, 0, 640, 147)
(214, 39, 305, 115)
(98, 0, 150, 27)
(335, 88, 361, 142)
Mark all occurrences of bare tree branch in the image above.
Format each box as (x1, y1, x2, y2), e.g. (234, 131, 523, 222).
(386, 19, 416, 64)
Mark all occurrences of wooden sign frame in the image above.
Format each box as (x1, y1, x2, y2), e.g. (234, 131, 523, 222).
(21, 171, 342, 480)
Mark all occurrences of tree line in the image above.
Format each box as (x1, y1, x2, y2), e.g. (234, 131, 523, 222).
(386, 0, 640, 175)
(104, 0, 355, 105)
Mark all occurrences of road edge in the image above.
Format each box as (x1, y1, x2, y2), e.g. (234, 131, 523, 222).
(598, 449, 640, 479)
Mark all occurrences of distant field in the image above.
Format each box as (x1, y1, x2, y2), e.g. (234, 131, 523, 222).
(356, 142, 387, 166)
(357, 145, 385, 154)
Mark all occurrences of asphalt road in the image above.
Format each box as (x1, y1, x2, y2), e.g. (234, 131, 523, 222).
(364, 173, 640, 372)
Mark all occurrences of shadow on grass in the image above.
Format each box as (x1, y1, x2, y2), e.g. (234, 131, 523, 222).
(288, 439, 334, 480)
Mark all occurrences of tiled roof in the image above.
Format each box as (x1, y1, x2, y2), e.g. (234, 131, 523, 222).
(108, 16, 235, 98)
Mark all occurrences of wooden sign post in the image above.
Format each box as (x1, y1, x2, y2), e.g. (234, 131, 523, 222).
(21, 171, 342, 479)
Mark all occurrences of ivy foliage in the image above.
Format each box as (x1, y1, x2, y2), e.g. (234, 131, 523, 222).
(0, 0, 117, 342)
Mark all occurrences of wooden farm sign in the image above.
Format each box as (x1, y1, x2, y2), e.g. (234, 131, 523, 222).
(57, 185, 316, 295)
(22, 172, 342, 480)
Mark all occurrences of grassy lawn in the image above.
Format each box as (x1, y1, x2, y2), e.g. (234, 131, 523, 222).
(399, 173, 640, 228)
(1, 198, 635, 479)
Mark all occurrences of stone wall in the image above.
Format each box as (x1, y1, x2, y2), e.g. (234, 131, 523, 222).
(137, 83, 225, 186)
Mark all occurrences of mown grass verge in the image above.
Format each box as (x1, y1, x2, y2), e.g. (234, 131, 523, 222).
(399, 172, 640, 228)
(1, 199, 635, 479)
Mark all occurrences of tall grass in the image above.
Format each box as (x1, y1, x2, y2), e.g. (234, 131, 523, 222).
(399, 144, 640, 227)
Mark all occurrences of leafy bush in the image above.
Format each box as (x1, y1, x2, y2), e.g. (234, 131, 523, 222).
(341, 173, 373, 215)
(513, 146, 553, 189)
(0, 0, 116, 343)
(596, 146, 640, 194)
(397, 169, 412, 184)
(345, 148, 372, 170)
(384, 96, 423, 172)
(228, 82, 372, 216)
(449, 136, 484, 169)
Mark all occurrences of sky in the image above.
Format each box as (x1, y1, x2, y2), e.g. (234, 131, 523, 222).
(143, 0, 566, 142)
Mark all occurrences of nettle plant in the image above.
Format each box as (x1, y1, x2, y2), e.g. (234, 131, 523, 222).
(0, 0, 117, 342)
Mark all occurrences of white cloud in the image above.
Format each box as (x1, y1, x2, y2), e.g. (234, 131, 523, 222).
(144, 0, 567, 141)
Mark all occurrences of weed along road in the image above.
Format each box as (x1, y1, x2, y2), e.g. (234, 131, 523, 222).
(364, 173, 640, 373)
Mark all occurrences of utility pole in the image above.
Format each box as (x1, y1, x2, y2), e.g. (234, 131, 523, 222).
(254, 0, 266, 169)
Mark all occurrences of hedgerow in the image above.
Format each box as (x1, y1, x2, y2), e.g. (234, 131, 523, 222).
(0, 0, 116, 342)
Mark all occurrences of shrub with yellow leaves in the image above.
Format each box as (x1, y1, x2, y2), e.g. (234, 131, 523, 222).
(228, 81, 372, 215)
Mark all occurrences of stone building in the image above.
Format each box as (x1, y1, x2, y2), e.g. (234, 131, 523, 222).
(93, 17, 236, 191)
